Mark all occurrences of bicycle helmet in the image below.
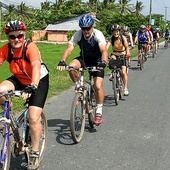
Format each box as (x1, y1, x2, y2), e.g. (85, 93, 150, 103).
(123, 26, 129, 31)
(79, 15, 94, 28)
(146, 27, 150, 31)
(4, 20, 26, 34)
(140, 25, 146, 29)
(152, 27, 156, 31)
(111, 24, 121, 31)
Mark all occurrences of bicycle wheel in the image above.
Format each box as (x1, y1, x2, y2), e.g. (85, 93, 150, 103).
(0, 127, 11, 170)
(70, 92, 86, 143)
(152, 44, 155, 58)
(112, 72, 119, 105)
(25, 112, 48, 164)
(118, 74, 124, 99)
(88, 85, 96, 129)
(139, 53, 144, 70)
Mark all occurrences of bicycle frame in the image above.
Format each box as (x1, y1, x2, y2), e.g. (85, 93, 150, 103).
(0, 91, 28, 166)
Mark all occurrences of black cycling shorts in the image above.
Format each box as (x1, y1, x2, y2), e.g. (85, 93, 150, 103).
(74, 56, 104, 78)
(6, 74, 49, 108)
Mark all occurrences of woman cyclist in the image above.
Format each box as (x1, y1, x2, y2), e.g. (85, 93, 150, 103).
(0, 20, 49, 170)
(106, 24, 130, 96)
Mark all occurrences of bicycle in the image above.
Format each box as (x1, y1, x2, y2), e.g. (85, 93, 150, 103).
(108, 57, 124, 105)
(164, 37, 169, 49)
(138, 42, 148, 70)
(66, 66, 99, 143)
(0, 90, 48, 170)
(151, 39, 157, 58)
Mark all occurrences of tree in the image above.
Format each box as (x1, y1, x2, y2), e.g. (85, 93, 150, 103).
(134, 0, 144, 17)
(117, 0, 134, 15)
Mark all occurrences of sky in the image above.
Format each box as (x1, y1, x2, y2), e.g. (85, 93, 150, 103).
(2, 0, 170, 20)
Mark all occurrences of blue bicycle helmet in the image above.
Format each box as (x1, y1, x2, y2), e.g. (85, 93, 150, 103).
(79, 15, 94, 28)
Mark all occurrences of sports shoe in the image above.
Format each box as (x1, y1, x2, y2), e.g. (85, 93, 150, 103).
(94, 113, 102, 125)
(124, 89, 129, 96)
(27, 150, 40, 170)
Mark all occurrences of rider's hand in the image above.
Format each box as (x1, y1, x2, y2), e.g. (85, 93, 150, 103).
(125, 54, 130, 58)
(57, 61, 67, 71)
(22, 85, 38, 99)
(97, 60, 107, 69)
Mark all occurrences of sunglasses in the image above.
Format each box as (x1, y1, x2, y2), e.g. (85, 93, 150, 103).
(81, 27, 92, 31)
(8, 34, 24, 40)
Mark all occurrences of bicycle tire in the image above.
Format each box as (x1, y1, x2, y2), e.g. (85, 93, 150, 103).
(112, 72, 119, 105)
(88, 85, 96, 129)
(0, 128, 11, 170)
(139, 53, 143, 70)
(70, 92, 86, 143)
(25, 112, 48, 164)
(119, 74, 124, 99)
(152, 44, 155, 58)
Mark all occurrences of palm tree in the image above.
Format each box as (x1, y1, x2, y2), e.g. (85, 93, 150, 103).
(16, 2, 33, 21)
(3, 4, 16, 21)
(41, 0, 51, 10)
(134, 0, 144, 17)
(117, 0, 134, 15)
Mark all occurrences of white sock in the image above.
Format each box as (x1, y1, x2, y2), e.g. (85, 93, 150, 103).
(96, 104, 103, 115)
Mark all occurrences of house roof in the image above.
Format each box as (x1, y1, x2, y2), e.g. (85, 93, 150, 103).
(45, 14, 99, 31)
(45, 19, 80, 31)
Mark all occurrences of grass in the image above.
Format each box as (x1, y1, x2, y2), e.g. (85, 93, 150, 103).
(2, 38, 159, 111)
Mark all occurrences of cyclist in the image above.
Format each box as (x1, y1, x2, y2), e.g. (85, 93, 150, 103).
(57, 14, 108, 125)
(106, 24, 130, 96)
(164, 28, 170, 47)
(0, 20, 49, 170)
(134, 25, 150, 65)
(146, 26, 153, 55)
(151, 27, 160, 54)
(122, 26, 133, 67)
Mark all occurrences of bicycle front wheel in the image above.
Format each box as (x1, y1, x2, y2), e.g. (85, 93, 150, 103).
(88, 85, 96, 129)
(139, 53, 144, 70)
(70, 92, 86, 143)
(112, 72, 119, 105)
(25, 111, 48, 164)
(0, 126, 11, 170)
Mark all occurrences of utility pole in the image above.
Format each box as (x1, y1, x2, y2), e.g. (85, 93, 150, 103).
(149, 0, 152, 26)
(164, 6, 169, 22)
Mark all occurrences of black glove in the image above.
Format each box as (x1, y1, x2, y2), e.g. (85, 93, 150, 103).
(23, 85, 38, 94)
(97, 60, 107, 68)
(58, 61, 67, 67)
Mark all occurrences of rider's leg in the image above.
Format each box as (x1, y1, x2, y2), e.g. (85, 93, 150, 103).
(69, 59, 81, 85)
(122, 66, 129, 96)
(93, 77, 104, 124)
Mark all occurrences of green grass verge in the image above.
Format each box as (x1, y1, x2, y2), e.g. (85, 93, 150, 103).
(1, 38, 164, 111)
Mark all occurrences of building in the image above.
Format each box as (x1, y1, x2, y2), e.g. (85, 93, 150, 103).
(33, 12, 98, 43)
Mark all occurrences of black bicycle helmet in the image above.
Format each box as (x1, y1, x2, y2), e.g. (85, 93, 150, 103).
(79, 15, 94, 28)
(111, 24, 121, 31)
(5, 20, 26, 34)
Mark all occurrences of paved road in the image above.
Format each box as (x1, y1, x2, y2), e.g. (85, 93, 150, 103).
(11, 43, 170, 170)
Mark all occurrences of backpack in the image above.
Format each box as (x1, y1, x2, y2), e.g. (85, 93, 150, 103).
(7, 39, 32, 63)
(111, 34, 125, 46)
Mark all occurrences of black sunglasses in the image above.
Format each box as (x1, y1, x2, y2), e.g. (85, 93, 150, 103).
(81, 27, 92, 31)
(8, 34, 24, 40)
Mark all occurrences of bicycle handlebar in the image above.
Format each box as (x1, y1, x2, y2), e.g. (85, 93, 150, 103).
(0, 90, 23, 99)
(65, 66, 100, 72)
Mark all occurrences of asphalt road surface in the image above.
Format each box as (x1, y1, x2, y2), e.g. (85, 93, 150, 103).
(10, 42, 170, 170)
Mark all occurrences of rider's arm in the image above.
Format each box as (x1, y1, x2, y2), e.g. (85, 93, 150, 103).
(106, 39, 111, 50)
(122, 35, 130, 56)
(60, 43, 74, 62)
(99, 44, 108, 63)
(129, 32, 134, 47)
(134, 36, 138, 45)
